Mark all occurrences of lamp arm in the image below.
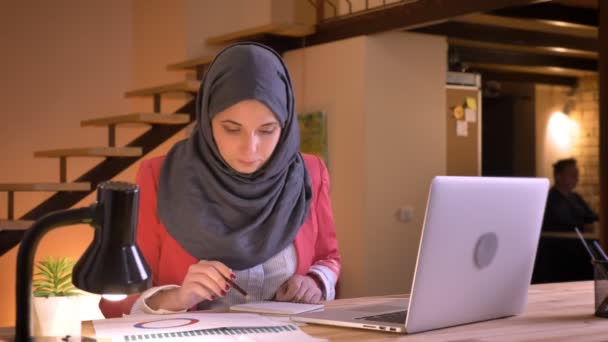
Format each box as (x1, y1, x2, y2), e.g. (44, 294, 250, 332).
(15, 204, 98, 342)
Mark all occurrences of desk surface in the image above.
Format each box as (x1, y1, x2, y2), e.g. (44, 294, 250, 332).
(298, 281, 604, 341)
(2, 281, 605, 341)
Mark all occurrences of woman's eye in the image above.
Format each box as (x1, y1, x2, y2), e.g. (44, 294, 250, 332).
(223, 126, 240, 134)
(258, 129, 276, 135)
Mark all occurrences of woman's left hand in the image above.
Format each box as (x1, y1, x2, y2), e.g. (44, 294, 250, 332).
(274, 274, 322, 303)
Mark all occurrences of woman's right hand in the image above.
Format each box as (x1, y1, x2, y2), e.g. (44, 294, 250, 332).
(146, 260, 234, 311)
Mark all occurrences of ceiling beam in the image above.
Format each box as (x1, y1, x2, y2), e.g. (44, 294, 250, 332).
(414, 22, 598, 53)
(492, 2, 598, 27)
(449, 38, 597, 59)
(452, 46, 598, 71)
(306, 0, 549, 45)
(454, 13, 596, 38)
(472, 69, 578, 87)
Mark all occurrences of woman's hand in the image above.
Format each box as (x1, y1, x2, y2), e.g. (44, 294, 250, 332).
(146, 260, 234, 311)
(275, 274, 322, 304)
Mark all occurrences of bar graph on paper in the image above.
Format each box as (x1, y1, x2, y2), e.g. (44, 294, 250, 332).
(93, 313, 325, 342)
(120, 324, 299, 341)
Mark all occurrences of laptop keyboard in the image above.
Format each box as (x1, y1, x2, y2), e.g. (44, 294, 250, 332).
(356, 310, 408, 323)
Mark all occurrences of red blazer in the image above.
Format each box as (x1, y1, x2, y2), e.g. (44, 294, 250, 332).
(100, 153, 341, 317)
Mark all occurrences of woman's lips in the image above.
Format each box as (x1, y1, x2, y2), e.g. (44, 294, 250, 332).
(238, 159, 258, 166)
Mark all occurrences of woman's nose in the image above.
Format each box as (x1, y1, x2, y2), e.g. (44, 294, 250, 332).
(241, 133, 258, 154)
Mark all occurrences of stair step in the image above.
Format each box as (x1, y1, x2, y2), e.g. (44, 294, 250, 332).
(34, 147, 142, 158)
(167, 55, 214, 71)
(125, 81, 199, 98)
(81, 113, 190, 127)
(0, 220, 35, 231)
(207, 23, 315, 45)
(0, 182, 90, 192)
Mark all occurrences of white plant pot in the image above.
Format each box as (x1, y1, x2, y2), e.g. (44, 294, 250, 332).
(32, 296, 81, 337)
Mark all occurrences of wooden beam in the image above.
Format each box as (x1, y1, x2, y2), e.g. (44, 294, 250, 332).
(449, 38, 597, 59)
(454, 13, 597, 38)
(0, 183, 90, 192)
(492, 2, 598, 27)
(81, 113, 190, 127)
(471, 69, 578, 87)
(306, 0, 550, 45)
(206, 23, 315, 45)
(415, 22, 598, 53)
(166, 55, 214, 71)
(34, 147, 142, 158)
(453, 46, 597, 71)
(599, 0, 608, 247)
(124, 81, 199, 98)
(466, 63, 595, 78)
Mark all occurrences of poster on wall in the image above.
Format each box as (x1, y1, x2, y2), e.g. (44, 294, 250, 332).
(298, 111, 328, 167)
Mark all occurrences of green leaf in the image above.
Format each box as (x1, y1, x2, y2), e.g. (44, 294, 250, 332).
(32, 255, 76, 296)
(58, 261, 74, 277)
(35, 266, 53, 279)
(56, 283, 76, 293)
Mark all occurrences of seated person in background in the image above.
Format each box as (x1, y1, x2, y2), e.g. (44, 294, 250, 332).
(542, 158, 598, 232)
(99, 43, 341, 317)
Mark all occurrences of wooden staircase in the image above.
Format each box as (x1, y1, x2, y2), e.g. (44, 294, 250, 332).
(0, 22, 313, 257)
(0, 81, 197, 256)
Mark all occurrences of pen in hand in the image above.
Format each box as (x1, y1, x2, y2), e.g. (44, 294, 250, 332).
(221, 273, 250, 300)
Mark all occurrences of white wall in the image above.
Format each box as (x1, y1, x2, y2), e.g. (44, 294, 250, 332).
(285, 37, 369, 297)
(284, 32, 447, 298)
(364, 32, 447, 296)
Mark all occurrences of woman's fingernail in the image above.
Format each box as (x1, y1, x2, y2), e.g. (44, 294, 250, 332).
(225, 284, 230, 291)
(211, 294, 217, 300)
(230, 273, 236, 280)
(221, 290, 227, 296)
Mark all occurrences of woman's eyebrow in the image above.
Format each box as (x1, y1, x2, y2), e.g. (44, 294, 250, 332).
(260, 122, 279, 127)
(221, 120, 241, 126)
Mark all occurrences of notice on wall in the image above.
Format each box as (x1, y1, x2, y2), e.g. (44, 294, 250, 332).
(452, 105, 465, 120)
(456, 120, 468, 137)
(466, 97, 477, 111)
(465, 108, 476, 123)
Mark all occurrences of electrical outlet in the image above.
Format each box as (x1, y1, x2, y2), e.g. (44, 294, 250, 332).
(397, 206, 413, 223)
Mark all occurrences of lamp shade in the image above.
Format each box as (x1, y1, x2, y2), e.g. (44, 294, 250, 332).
(72, 181, 151, 294)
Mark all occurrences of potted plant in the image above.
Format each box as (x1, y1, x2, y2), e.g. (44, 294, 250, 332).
(31, 256, 81, 337)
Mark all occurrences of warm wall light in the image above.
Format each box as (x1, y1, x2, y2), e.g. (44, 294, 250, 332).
(548, 111, 578, 148)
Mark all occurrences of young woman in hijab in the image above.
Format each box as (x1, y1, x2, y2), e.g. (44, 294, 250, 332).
(100, 43, 340, 317)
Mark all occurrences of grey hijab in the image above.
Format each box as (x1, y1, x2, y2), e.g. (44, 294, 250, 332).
(157, 43, 312, 270)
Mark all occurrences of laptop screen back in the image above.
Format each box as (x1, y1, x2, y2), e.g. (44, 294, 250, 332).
(406, 176, 549, 333)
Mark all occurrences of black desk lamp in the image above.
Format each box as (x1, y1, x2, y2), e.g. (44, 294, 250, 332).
(15, 181, 151, 341)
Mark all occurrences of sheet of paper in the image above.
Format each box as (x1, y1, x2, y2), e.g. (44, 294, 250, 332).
(93, 312, 325, 341)
(456, 121, 468, 137)
(465, 108, 476, 123)
(230, 301, 324, 315)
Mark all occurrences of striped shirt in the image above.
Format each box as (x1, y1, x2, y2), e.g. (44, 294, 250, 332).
(132, 244, 305, 314)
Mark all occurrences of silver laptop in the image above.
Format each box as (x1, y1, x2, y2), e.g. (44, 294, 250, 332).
(292, 176, 549, 334)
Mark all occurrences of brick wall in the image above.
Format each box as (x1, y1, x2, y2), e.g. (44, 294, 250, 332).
(571, 75, 599, 213)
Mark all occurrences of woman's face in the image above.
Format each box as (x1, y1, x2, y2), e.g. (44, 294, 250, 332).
(212, 99, 282, 174)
